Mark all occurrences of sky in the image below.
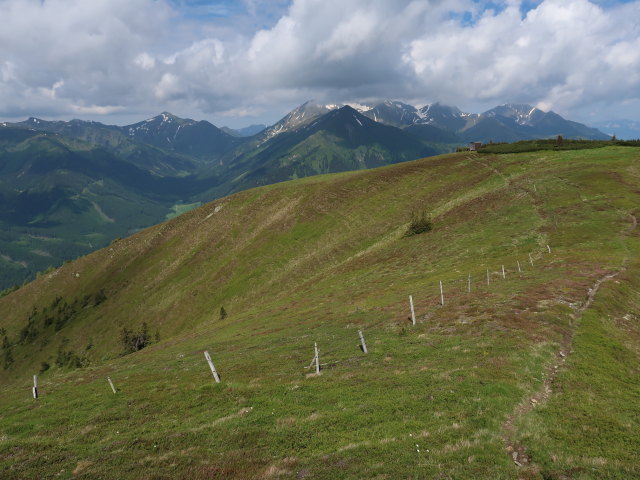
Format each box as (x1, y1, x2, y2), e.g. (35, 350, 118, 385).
(0, 0, 638, 128)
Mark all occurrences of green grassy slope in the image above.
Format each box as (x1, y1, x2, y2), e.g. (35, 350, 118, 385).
(0, 147, 639, 479)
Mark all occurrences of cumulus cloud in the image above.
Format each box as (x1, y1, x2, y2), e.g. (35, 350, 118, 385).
(404, 0, 640, 114)
(0, 0, 638, 125)
(0, 0, 171, 117)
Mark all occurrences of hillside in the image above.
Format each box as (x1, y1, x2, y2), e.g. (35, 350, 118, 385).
(0, 126, 207, 290)
(1, 146, 639, 478)
(0, 107, 447, 290)
(0, 104, 610, 291)
(14, 117, 202, 176)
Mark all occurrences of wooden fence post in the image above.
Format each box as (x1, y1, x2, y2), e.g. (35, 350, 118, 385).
(314, 343, 320, 374)
(440, 281, 444, 306)
(502, 265, 506, 279)
(32, 375, 38, 399)
(204, 351, 221, 383)
(517, 260, 521, 273)
(529, 253, 534, 266)
(547, 244, 551, 254)
(409, 295, 416, 326)
(107, 376, 117, 394)
(486, 269, 490, 286)
(358, 330, 368, 354)
(468, 274, 471, 293)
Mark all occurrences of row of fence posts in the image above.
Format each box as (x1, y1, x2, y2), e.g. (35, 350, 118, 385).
(411, 245, 551, 309)
(30, 246, 552, 396)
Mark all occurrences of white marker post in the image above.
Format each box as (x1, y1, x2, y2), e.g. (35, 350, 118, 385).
(203, 351, 221, 383)
(517, 260, 521, 273)
(468, 274, 471, 294)
(502, 265, 506, 279)
(529, 253, 534, 266)
(440, 281, 444, 306)
(486, 269, 490, 286)
(358, 330, 368, 354)
(409, 295, 416, 326)
(547, 244, 551, 254)
(107, 376, 117, 394)
(314, 343, 320, 374)
(32, 375, 38, 399)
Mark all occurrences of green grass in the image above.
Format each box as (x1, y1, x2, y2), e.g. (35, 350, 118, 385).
(477, 138, 640, 154)
(1, 147, 639, 478)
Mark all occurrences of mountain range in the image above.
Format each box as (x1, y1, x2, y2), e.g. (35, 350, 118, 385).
(0, 100, 609, 289)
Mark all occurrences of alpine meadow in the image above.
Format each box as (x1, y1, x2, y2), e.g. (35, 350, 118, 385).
(1, 145, 639, 479)
(3, 0, 640, 479)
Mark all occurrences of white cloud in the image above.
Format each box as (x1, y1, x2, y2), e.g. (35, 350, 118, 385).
(0, 0, 170, 117)
(0, 0, 638, 126)
(403, 0, 640, 114)
(135, 53, 156, 71)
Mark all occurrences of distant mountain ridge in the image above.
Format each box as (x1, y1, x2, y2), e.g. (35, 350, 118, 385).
(356, 101, 609, 142)
(118, 112, 241, 159)
(268, 100, 609, 144)
(209, 105, 438, 196)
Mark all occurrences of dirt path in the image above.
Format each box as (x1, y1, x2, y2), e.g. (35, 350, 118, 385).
(501, 214, 637, 472)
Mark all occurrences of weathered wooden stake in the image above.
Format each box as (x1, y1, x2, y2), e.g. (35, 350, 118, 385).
(107, 376, 117, 394)
(547, 244, 551, 254)
(32, 375, 38, 399)
(358, 330, 368, 354)
(409, 295, 416, 326)
(502, 265, 506, 279)
(204, 351, 221, 383)
(517, 260, 521, 273)
(440, 280, 444, 306)
(468, 274, 471, 293)
(529, 253, 534, 266)
(314, 343, 320, 374)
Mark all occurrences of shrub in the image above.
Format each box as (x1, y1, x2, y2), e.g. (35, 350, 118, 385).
(18, 318, 39, 344)
(93, 289, 107, 306)
(1, 336, 13, 369)
(220, 306, 228, 321)
(0, 284, 19, 299)
(55, 338, 85, 368)
(120, 322, 150, 355)
(2, 347, 14, 370)
(405, 210, 433, 236)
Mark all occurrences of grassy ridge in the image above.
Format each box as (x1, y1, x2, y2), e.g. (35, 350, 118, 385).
(478, 138, 640, 154)
(0, 147, 639, 478)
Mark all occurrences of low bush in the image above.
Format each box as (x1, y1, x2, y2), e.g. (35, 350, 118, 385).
(405, 210, 433, 236)
(120, 322, 151, 355)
